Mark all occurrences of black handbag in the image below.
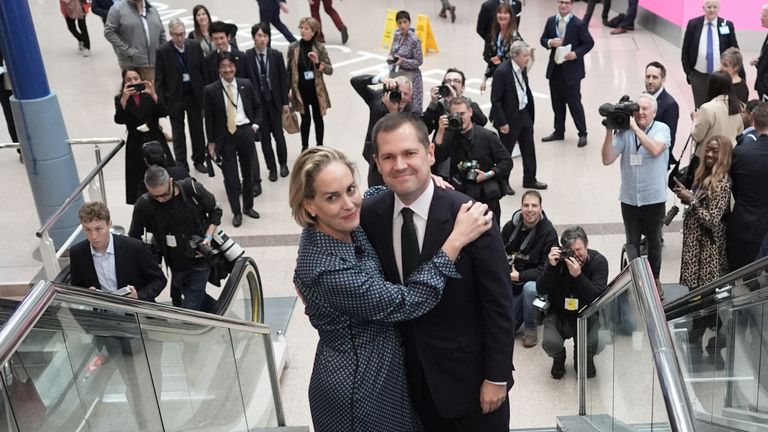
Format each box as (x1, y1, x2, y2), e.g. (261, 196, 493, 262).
(668, 135, 698, 191)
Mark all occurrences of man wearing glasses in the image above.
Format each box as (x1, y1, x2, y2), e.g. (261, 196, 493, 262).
(129, 166, 223, 311)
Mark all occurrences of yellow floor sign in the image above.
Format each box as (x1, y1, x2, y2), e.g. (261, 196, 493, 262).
(381, 10, 439, 55)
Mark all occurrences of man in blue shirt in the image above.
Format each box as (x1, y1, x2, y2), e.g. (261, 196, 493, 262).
(601, 94, 670, 298)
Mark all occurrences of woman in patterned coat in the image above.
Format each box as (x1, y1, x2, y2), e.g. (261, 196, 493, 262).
(290, 147, 492, 432)
(673, 135, 732, 364)
(387, 11, 424, 112)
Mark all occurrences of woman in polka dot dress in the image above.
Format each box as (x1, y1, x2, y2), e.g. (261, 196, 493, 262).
(290, 147, 493, 431)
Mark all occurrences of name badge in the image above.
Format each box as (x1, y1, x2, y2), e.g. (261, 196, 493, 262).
(630, 154, 643, 166)
(166, 235, 177, 248)
(719, 23, 730, 35)
(303, 70, 315, 80)
(564, 297, 579, 311)
(182, 73, 191, 82)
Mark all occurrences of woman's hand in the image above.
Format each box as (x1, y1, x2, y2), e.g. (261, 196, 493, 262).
(491, 56, 501, 65)
(431, 174, 454, 190)
(673, 186, 694, 205)
(144, 80, 158, 102)
(480, 78, 488, 93)
(447, 201, 492, 250)
(307, 51, 319, 64)
(120, 82, 137, 108)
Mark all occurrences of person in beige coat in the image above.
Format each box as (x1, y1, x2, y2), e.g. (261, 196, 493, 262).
(287, 17, 333, 150)
(691, 71, 744, 151)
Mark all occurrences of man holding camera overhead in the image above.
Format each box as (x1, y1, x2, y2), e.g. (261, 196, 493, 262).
(434, 97, 511, 226)
(601, 94, 670, 299)
(537, 226, 608, 379)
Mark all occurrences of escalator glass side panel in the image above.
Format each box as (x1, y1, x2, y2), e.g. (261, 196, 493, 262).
(0, 372, 19, 432)
(137, 314, 249, 432)
(230, 329, 279, 429)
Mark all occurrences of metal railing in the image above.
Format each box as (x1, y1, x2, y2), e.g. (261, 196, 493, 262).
(33, 138, 124, 279)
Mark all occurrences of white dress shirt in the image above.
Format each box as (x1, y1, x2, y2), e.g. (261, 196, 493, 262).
(511, 60, 528, 110)
(695, 17, 721, 74)
(220, 77, 249, 125)
(90, 233, 117, 293)
(392, 181, 434, 283)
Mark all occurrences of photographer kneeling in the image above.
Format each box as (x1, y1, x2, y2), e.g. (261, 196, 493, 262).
(434, 96, 512, 225)
(537, 226, 608, 379)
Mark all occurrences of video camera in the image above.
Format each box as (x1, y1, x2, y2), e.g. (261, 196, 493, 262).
(598, 95, 639, 130)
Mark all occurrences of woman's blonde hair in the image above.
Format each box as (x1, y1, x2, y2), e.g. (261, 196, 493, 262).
(298, 17, 321, 37)
(693, 135, 733, 198)
(288, 147, 356, 227)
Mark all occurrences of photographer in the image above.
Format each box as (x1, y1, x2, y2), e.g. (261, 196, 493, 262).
(351, 73, 418, 186)
(422, 68, 487, 136)
(537, 226, 608, 379)
(434, 96, 511, 225)
(501, 191, 559, 348)
(601, 94, 670, 299)
(129, 166, 223, 311)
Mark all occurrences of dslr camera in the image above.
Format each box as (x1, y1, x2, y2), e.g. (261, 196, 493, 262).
(559, 246, 577, 262)
(384, 83, 401, 103)
(452, 160, 479, 186)
(598, 95, 639, 130)
(438, 84, 452, 98)
(447, 112, 463, 131)
(189, 235, 223, 264)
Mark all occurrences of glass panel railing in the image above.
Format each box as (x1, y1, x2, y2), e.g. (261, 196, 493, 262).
(216, 257, 264, 324)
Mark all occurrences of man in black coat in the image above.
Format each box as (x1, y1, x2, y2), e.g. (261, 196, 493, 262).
(362, 113, 515, 431)
(727, 102, 768, 271)
(539, 0, 594, 148)
(204, 21, 247, 85)
(644, 61, 680, 162)
(244, 23, 290, 182)
(491, 40, 547, 190)
(70, 202, 166, 301)
(477, 0, 522, 41)
(155, 19, 207, 173)
(422, 68, 487, 136)
(92, 0, 116, 24)
(203, 53, 262, 227)
(681, 0, 739, 108)
(751, 6, 768, 99)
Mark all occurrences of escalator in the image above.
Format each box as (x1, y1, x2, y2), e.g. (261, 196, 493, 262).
(0, 257, 285, 432)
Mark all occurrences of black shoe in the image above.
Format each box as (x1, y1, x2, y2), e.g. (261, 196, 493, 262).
(523, 181, 548, 190)
(244, 208, 261, 219)
(268, 170, 278, 182)
(501, 181, 516, 196)
(232, 213, 242, 227)
(541, 133, 564, 142)
(341, 26, 349, 44)
(172, 298, 182, 307)
(253, 182, 262, 197)
(280, 164, 289, 177)
(587, 356, 597, 378)
(193, 162, 207, 173)
(449, 6, 456, 23)
(602, 18, 610, 26)
(577, 136, 588, 147)
(551, 354, 566, 379)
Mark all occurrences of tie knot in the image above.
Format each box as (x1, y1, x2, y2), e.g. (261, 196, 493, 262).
(401, 207, 414, 222)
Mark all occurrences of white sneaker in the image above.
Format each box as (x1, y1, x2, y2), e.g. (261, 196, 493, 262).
(82, 48, 91, 57)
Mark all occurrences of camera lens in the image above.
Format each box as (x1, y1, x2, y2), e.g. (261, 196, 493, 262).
(438, 84, 452, 98)
(388, 88, 402, 102)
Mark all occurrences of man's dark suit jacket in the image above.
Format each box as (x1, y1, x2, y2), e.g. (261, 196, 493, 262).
(755, 35, 768, 96)
(681, 16, 739, 80)
(655, 89, 680, 149)
(539, 15, 594, 85)
(360, 186, 516, 419)
(477, 0, 522, 41)
(243, 47, 289, 110)
(490, 60, 535, 135)
(204, 48, 247, 85)
(203, 77, 262, 149)
(91, 0, 114, 20)
(69, 235, 167, 302)
(436, 125, 512, 183)
(155, 40, 206, 114)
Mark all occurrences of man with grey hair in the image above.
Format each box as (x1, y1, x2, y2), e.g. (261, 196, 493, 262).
(104, 0, 166, 82)
(490, 40, 547, 192)
(537, 226, 608, 379)
(155, 18, 207, 173)
(601, 94, 670, 299)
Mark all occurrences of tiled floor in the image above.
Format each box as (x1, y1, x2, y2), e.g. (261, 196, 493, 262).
(3, 0, 765, 429)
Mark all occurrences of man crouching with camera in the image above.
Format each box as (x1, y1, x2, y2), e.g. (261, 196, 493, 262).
(537, 226, 608, 379)
(434, 96, 512, 225)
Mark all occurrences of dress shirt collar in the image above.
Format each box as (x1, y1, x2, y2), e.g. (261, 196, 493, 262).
(221, 77, 237, 89)
(393, 180, 434, 222)
(704, 16, 718, 26)
(90, 233, 115, 257)
(174, 41, 185, 53)
(255, 48, 268, 56)
(646, 87, 664, 99)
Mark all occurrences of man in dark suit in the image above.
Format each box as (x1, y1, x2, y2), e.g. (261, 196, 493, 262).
(70, 202, 166, 301)
(751, 6, 768, 99)
(361, 113, 515, 431)
(681, 0, 739, 108)
(477, 0, 522, 41)
(92, 0, 116, 24)
(644, 61, 680, 163)
(203, 53, 262, 227)
(539, 0, 594, 148)
(256, 0, 297, 43)
(491, 40, 547, 191)
(204, 21, 247, 85)
(155, 19, 207, 173)
(727, 102, 768, 271)
(244, 23, 290, 182)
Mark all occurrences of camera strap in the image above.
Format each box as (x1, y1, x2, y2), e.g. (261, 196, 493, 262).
(505, 216, 538, 260)
(635, 120, 656, 152)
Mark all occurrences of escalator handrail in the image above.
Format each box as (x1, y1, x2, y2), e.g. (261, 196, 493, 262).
(664, 255, 768, 314)
(210, 256, 264, 321)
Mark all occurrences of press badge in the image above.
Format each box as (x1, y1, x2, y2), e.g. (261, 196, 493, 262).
(166, 235, 177, 248)
(303, 70, 315, 80)
(565, 297, 579, 311)
(182, 73, 191, 82)
(630, 154, 643, 166)
(719, 23, 730, 35)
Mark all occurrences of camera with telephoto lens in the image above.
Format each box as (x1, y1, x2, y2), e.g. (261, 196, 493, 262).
(438, 84, 452, 98)
(598, 95, 639, 130)
(447, 112, 463, 131)
(384, 83, 402, 103)
(211, 228, 245, 262)
(189, 235, 223, 264)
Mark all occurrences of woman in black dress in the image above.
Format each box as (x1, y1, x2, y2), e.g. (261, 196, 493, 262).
(114, 68, 173, 205)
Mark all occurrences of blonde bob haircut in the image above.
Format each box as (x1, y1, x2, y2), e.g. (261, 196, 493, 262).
(289, 147, 357, 227)
(298, 17, 321, 37)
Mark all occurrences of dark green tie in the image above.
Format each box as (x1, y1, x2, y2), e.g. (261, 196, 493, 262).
(401, 208, 420, 282)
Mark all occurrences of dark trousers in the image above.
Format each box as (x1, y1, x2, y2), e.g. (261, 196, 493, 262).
(498, 110, 537, 184)
(542, 313, 598, 358)
(221, 125, 255, 214)
(689, 69, 711, 109)
(549, 74, 588, 137)
(583, 0, 611, 25)
(299, 87, 324, 149)
(65, 17, 90, 49)
(171, 265, 211, 311)
(260, 102, 288, 171)
(618, 0, 638, 29)
(259, 6, 297, 43)
(621, 201, 665, 279)
(310, 0, 345, 40)
(0, 88, 17, 142)
(169, 94, 205, 166)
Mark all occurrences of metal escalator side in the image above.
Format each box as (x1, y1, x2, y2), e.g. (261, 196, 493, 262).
(0, 279, 284, 431)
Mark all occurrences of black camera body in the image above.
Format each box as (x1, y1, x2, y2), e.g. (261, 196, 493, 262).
(384, 83, 402, 103)
(447, 112, 463, 131)
(598, 96, 639, 130)
(386, 56, 399, 65)
(457, 160, 479, 182)
(559, 247, 577, 261)
(438, 84, 452, 98)
(189, 235, 222, 264)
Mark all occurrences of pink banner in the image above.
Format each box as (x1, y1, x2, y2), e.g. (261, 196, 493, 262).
(641, 0, 765, 30)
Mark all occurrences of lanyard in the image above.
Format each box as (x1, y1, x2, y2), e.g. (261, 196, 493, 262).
(496, 33, 505, 57)
(174, 48, 188, 74)
(556, 15, 569, 38)
(634, 120, 655, 152)
(224, 83, 240, 109)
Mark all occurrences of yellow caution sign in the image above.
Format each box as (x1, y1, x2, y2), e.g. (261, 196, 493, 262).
(415, 14, 439, 55)
(380, 9, 397, 49)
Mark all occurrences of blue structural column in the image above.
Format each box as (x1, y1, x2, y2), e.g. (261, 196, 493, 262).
(0, 1, 83, 247)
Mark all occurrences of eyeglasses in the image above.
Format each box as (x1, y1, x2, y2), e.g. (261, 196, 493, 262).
(170, 31, 186, 37)
(558, 1, 572, 4)
(149, 182, 174, 201)
(443, 78, 462, 84)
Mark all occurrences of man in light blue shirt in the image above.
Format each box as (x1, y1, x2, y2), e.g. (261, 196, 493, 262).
(601, 94, 670, 298)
